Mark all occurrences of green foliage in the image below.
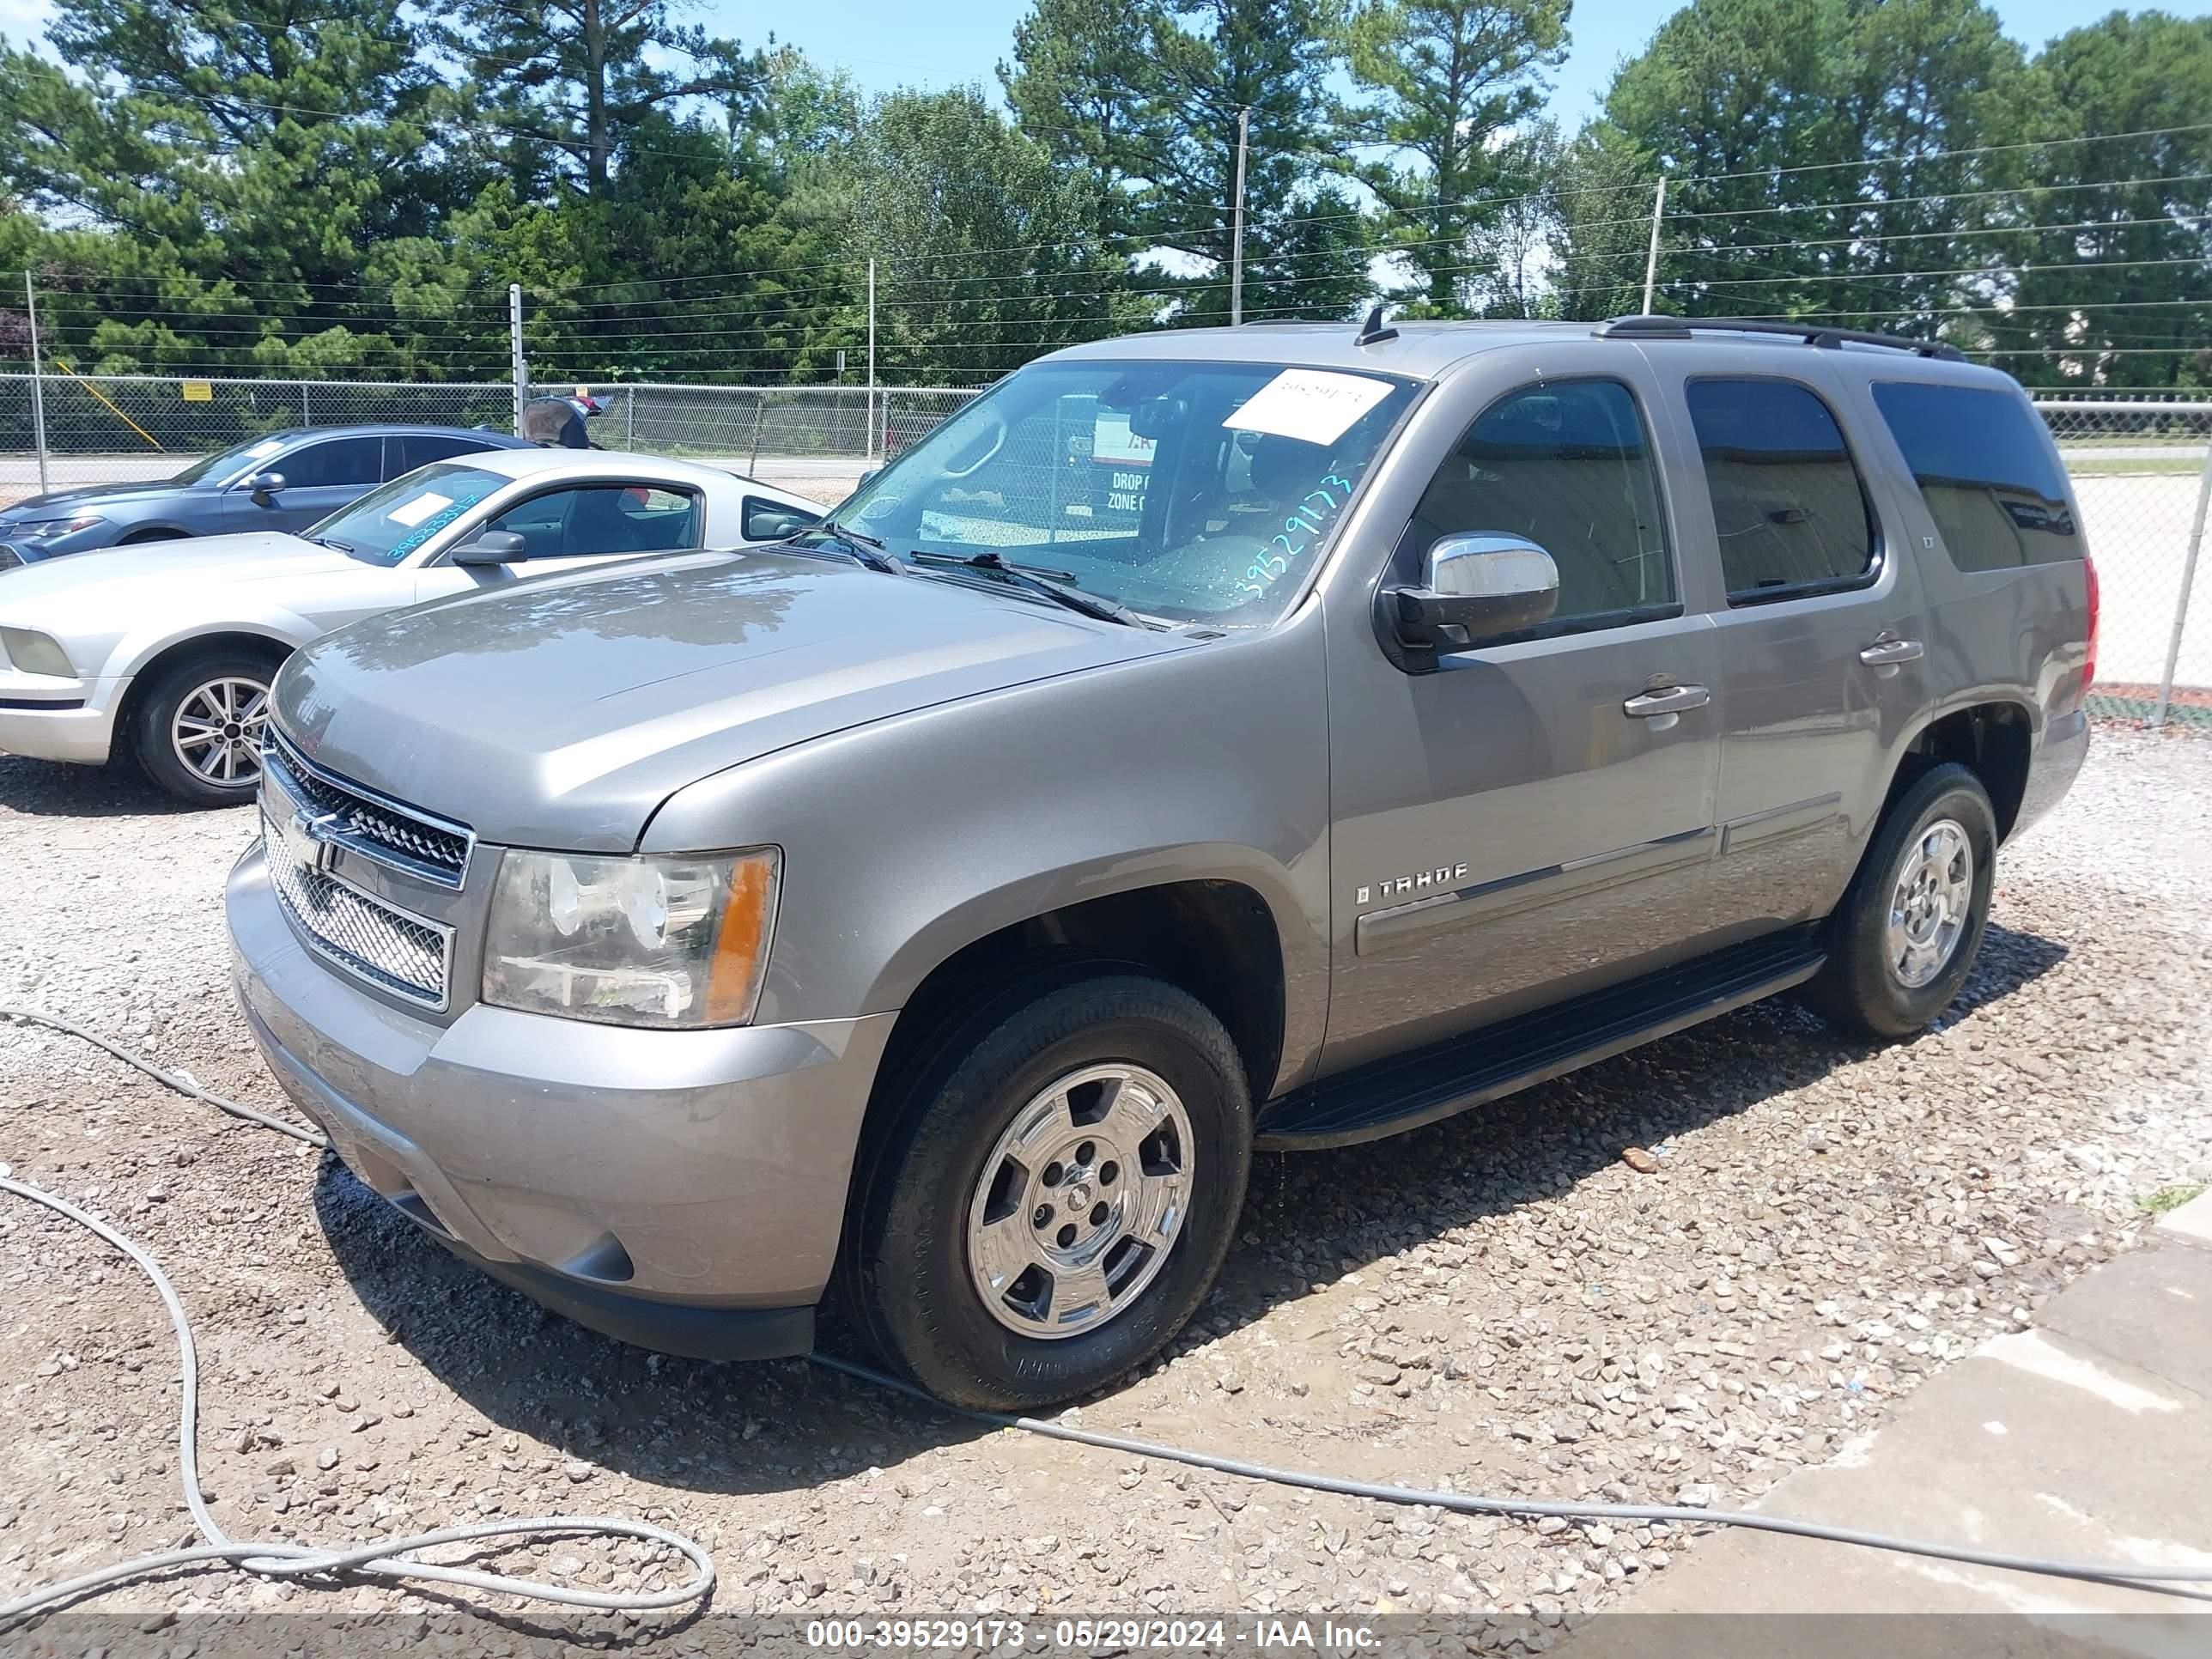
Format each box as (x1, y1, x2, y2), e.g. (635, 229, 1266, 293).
(1596, 0, 2053, 331)
(1334, 0, 1571, 313)
(1003, 0, 1376, 323)
(429, 0, 764, 196)
(0, 0, 2201, 389)
(1996, 12, 2212, 387)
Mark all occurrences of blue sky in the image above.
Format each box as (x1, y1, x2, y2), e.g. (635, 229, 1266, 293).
(722, 0, 2202, 118)
(0, 0, 2200, 124)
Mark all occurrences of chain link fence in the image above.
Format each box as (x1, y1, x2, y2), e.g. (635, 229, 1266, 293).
(2041, 399, 2211, 729)
(0, 374, 979, 502)
(0, 370, 2204, 727)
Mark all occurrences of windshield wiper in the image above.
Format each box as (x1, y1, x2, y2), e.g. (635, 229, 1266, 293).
(307, 535, 354, 553)
(908, 550, 1148, 628)
(800, 518, 902, 574)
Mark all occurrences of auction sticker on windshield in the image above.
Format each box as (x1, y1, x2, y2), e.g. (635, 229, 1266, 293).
(1224, 369, 1394, 447)
(387, 492, 453, 527)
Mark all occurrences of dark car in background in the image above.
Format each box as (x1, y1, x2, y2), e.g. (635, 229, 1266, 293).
(0, 424, 535, 568)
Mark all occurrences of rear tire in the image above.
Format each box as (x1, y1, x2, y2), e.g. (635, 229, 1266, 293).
(1806, 762, 1996, 1041)
(130, 649, 281, 806)
(844, 975, 1251, 1411)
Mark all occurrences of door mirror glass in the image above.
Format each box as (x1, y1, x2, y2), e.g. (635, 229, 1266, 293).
(449, 528, 531, 567)
(243, 471, 286, 495)
(1384, 534, 1560, 655)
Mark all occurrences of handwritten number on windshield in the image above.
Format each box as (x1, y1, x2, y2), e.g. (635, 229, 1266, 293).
(1235, 472, 1357, 602)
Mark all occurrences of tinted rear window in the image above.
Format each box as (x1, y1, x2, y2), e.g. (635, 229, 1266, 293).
(1685, 379, 1876, 601)
(1871, 382, 2079, 570)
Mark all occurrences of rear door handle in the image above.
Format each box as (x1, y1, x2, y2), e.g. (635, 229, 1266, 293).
(1622, 684, 1711, 720)
(1859, 636, 1925, 666)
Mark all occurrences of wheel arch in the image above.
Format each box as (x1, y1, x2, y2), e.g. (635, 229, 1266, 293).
(863, 873, 1292, 1143)
(113, 628, 298, 744)
(1885, 697, 2034, 843)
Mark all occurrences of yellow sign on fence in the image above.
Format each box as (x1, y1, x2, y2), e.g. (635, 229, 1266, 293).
(180, 380, 213, 403)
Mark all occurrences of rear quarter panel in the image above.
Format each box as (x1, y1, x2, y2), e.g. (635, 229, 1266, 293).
(1824, 363, 2092, 839)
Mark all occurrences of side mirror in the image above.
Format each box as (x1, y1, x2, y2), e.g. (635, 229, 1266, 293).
(1380, 534, 1559, 660)
(243, 471, 286, 498)
(449, 529, 530, 567)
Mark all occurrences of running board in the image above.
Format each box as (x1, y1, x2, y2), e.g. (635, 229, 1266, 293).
(1255, 929, 1826, 1150)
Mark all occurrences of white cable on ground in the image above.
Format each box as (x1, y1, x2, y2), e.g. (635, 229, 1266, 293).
(0, 1007, 715, 1626)
(5, 1005, 2209, 1624)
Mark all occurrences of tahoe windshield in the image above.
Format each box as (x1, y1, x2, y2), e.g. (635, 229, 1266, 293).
(838, 359, 1416, 624)
(307, 464, 507, 565)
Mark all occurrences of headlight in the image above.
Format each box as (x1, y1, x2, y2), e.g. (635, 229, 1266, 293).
(482, 848, 780, 1028)
(19, 514, 105, 541)
(0, 627, 75, 678)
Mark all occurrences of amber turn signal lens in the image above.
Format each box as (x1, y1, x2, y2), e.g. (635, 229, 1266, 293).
(703, 849, 781, 1024)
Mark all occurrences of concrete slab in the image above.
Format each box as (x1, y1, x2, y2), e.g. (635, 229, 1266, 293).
(2039, 1241, 2212, 1403)
(1565, 1221, 2212, 1651)
(2157, 1188, 2212, 1251)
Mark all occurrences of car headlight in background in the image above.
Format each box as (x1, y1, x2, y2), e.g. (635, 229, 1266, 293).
(0, 627, 76, 678)
(16, 514, 105, 542)
(482, 848, 780, 1028)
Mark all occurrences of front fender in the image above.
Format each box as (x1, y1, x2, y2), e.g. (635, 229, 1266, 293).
(642, 613, 1336, 1093)
(106, 615, 314, 683)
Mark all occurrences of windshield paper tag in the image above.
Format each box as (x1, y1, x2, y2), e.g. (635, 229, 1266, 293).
(1224, 370, 1393, 447)
(386, 492, 453, 527)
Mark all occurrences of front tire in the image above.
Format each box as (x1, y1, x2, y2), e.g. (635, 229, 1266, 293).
(846, 975, 1252, 1411)
(1807, 762, 1997, 1040)
(130, 651, 279, 805)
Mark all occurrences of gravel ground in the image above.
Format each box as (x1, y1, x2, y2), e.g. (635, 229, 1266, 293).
(2, 725, 2208, 1646)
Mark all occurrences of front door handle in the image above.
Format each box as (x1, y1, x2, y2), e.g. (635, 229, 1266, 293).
(1859, 635, 1925, 667)
(1622, 684, 1711, 720)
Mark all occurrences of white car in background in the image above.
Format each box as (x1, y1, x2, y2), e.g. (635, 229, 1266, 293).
(0, 449, 824, 803)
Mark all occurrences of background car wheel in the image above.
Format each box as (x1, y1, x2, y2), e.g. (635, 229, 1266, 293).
(1806, 761, 1998, 1041)
(845, 975, 1252, 1411)
(131, 651, 281, 805)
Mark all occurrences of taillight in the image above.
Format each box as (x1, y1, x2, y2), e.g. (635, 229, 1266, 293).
(2082, 552, 2100, 696)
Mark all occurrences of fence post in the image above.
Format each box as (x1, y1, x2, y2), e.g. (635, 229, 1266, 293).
(866, 259, 878, 464)
(508, 283, 529, 434)
(625, 386, 635, 448)
(24, 271, 51, 495)
(2154, 428, 2212, 729)
(301, 381, 311, 428)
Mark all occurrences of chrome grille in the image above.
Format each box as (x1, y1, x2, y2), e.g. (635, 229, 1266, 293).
(262, 810, 452, 1007)
(263, 732, 472, 888)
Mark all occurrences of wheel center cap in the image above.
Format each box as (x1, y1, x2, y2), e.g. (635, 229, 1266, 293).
(222, 721, 241, 739)
(1066, 1182, 1091, 1211)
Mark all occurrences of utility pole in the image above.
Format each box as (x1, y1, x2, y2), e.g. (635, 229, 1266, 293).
(24, 271, 50, 494)
(866, 258, 878, 464)
(1641, 177, 1668, 315)
(1230, 106, 1251, 327)
(508, 283, 528, 434)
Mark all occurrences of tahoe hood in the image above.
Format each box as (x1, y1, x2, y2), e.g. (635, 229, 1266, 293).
(276, 548, 1194, 851)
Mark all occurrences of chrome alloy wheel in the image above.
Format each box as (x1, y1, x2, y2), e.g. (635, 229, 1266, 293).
(965, 1062, 1196, 1340)
(170, 676, 270, 788)
(1885, 817, 1974, 989)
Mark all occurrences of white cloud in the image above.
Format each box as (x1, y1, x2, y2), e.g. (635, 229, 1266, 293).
(0, 0, 54, 46)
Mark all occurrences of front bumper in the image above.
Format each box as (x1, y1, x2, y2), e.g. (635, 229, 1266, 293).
(228, 842, 896, 1359)
(0, 677, 119, 765)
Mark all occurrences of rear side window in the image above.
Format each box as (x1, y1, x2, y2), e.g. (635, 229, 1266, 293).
(1686, 380, 1876, 601)
(390, 433, 493, 475)
(280, 435, 384, 489)
(1871, 382, 2078, 569)
(1396, 379, 1675, 627)
(744, 495, 820, 542)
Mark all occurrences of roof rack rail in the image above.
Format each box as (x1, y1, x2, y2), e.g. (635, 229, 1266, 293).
(1592, 313, 1964, 362)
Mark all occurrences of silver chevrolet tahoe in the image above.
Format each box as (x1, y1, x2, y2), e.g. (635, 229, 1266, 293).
(228, 315, 2094, 1409)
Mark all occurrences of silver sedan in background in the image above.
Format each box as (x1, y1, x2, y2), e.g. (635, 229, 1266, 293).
(0, 448, 824, 802)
